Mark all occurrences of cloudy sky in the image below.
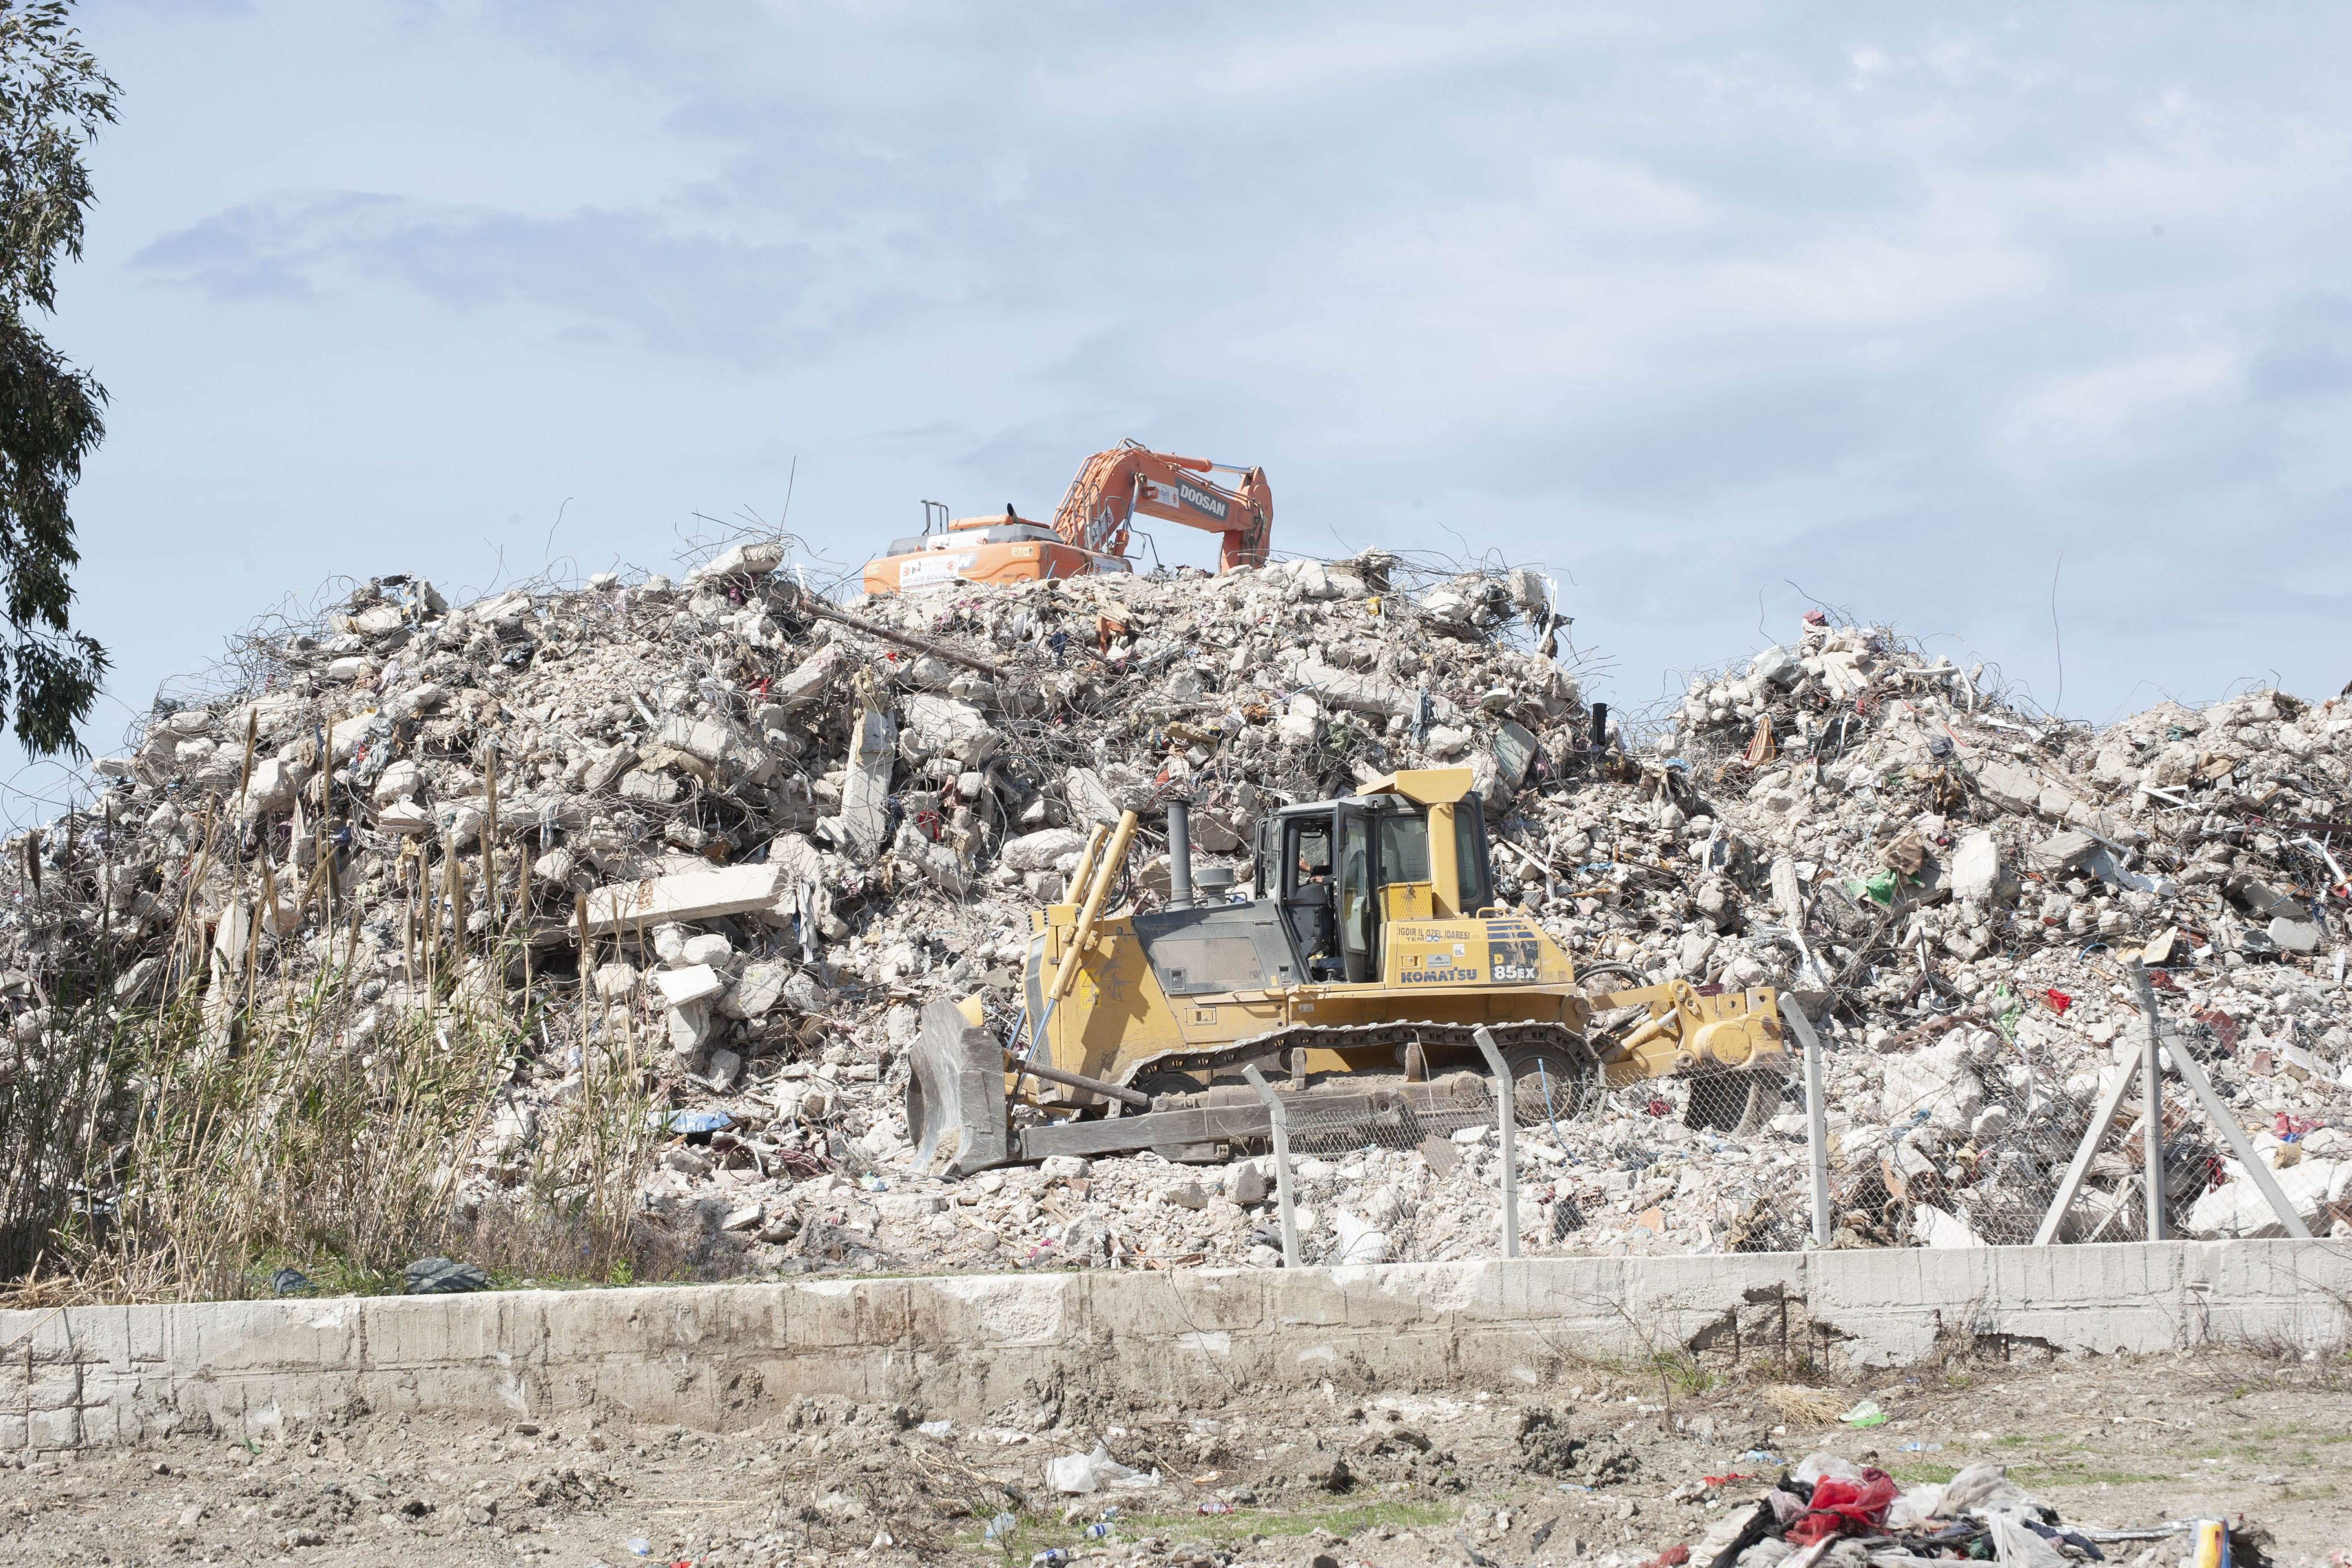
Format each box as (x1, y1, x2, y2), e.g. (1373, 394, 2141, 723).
(18, 1, 2352, 810)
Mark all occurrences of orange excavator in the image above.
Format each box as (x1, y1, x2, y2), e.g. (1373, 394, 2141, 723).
(861, 441, 1272, 595)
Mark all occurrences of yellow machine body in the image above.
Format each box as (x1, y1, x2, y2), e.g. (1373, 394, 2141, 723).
(1018, 768, 1789, 1111)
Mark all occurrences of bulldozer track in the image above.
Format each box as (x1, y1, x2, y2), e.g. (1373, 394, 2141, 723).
(1126, 1018, 1596, 1084)
(1122, 1017, 1784, 1139)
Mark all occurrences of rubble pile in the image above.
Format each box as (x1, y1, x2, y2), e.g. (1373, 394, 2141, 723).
(7, 539, 2350, 1287)
(1644, 616, 2352, 1247)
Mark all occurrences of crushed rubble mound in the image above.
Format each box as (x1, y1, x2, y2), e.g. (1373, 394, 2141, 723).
(8, 537, 2350, 1291)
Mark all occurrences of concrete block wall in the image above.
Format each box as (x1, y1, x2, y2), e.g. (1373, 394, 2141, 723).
(2, 1240, 2346, 1451)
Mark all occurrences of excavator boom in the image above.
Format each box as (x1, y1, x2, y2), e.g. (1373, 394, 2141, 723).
(1052, 440, 1273, 571)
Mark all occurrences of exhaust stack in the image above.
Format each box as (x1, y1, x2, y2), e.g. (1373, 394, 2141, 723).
(1166, 800, 1195, 911)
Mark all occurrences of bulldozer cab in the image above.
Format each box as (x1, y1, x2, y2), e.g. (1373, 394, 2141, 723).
(1254, 770, 1495, 984)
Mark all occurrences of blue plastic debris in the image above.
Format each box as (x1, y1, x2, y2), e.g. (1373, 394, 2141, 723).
(658, 1109, 733, 1134)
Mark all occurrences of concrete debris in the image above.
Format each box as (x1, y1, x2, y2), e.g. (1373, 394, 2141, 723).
(12, 548, 2352, 1290)
(585, 863, 783, 934)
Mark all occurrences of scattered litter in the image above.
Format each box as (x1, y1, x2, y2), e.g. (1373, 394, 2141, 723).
(1045, 1441, 1159, 1494)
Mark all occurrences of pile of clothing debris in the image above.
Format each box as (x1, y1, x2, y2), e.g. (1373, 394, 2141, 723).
(6, 534, 2348, 1281)
(1684, 1452, 2244, 1568)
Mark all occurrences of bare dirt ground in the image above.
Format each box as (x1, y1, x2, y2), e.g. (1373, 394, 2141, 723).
(0, 1345, 2345, 1568)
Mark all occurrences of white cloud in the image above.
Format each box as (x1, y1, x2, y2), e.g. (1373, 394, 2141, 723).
(2004, 344, 2245, 453)
(17, 0, 2352, 799)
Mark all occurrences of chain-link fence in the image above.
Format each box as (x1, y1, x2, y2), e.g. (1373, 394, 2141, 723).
(1220, 966, 2315, 1267)
(1232, 1032, 1812, 1267)
(1801, 964, 2313, 1249)
(1813, 1014, 2140, 1247)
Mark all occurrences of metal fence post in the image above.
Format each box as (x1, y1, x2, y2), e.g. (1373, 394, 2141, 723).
(1777, 996, 1833, 1247)
(1240, 1064, 1302, 1268)
(2137, 962, 2167, 1241)
(1471, 1027, 1520, 1259)
(2127, 958, 2309, 1239)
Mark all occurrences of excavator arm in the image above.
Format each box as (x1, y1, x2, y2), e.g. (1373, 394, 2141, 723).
(1052, 440, 1273, 571)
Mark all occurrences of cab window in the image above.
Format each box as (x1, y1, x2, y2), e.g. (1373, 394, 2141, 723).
(1290, 820, 1332, 888)
(1376, 812, 1430, 888)
(1337, 812, 1374, 978)
(1454, 808, 1494, 912)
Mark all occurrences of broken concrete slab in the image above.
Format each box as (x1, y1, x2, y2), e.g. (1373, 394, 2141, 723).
(658, 715, 751, 767)
(1970, 759, 2042, 814)
(1002, 827, 1086, 873)
(719, 962, 791, 1020)
(666, 1000, 714, 1056)
(1492, 719, 1539, 791)
(584, 864, 785, 936)
(1769, 854, 1804, 921)
(654, 964, 726, 1008)
(899, 693, 993, 759)
(1064, 766, 1122, 828)
(692, 540, 786, 581)
(1949, 830, 2000, 902)
(838, 708, 896, 860)
(892, 822, 973, 896)
(2270, 916, 2324, 955)
(238, 757, 299, 819)
(581, 742, 638, 793)
(1296, 656, 1419, 721)
(771, 642, 849, 709)
(2029, 830, 2100, 873)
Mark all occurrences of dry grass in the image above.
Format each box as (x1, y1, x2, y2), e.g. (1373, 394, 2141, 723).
(1759, 1383, 1850, 1425)
(0, 777, 678, 1306)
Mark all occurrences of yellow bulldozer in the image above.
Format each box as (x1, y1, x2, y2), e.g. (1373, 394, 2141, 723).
(907, 767, 1792, 1176)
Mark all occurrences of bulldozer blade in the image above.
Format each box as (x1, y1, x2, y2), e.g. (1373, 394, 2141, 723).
(907, 999, 1013, 1177)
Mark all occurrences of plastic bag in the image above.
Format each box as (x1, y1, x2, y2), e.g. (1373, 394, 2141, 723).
(1938, 1462, 2032, 1517)
(1045, 1441, 1160, 1494)
(1784, 1467, 1897, 1545)
(1884, 1482, 1947, 1530)
(1329, 1210, 1391, 1265)
(1789, 1453, 1864, 1485)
